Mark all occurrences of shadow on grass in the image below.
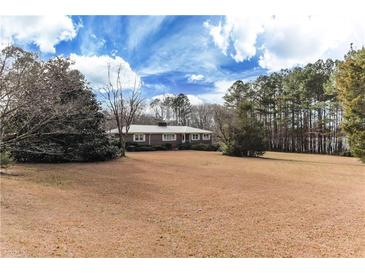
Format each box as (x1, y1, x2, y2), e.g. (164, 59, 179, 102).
(260, 156, 363, 166)
(0, 170, 21, 176)
(219, 152, 363, 166)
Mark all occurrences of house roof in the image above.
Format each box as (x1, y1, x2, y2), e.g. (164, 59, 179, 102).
(108, 125, 212, 134)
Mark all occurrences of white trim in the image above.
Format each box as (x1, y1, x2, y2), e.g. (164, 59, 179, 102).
(202, 133, 211, 140)
(162, 133, 176, 141)
(133, 133, 146, 142)
(191, 133, 200, 141)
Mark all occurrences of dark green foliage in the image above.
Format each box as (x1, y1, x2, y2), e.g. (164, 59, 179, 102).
(152, 145, 169, 151)
(177, 143, 192, 150)
(164, 143, 173, 150)
(221, 129, 266, 157)
(191, 143, 218, 151)
(126, 145, 137, 152)
(336, 47, 365, 162)
(133, 146, 156, 152)
(0, 151, 14, 168)
(11, 122, 120, 163)
(1, 46, 119, 163)
(221, 58, 351, 156)
(178, 142, 218, 151)
(220, 100, 267, 157)
(126, 142, 173, 152)
(125, 141, 139, 147)
(110, 138, 123, 149)
(11, 139, 119, 163)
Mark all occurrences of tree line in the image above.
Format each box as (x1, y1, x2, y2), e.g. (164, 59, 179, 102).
(150, 94, 192, 126)
(148, 94, 217, 130)
(218, 47, 364, 161)
(1, 45, 364, 163)
(223, 59, 348, 155)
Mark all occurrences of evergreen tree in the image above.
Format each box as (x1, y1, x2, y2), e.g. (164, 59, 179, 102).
(1, 46, 119, 162)
(221, 99, 266, 157)
(336, 47, 365, 162)
(222, 58, 348, 156)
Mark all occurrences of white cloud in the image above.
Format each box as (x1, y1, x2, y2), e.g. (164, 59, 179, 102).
(204, 16, 265, 62)
(144, 83, 169, 93)
(205, 15, 365, 71)
(213, 80, 236, 94)
(203, 20, 230, 55)
(127, 16, 166, 50)
(0, 16, 79, 53)
(198, 80, 236, 104)
(186, 94, 204, 105)
(70, 54, 140, 90)
(186, 74, 205, 82)
(138, 22, 221, 76)
(148, 79, 248, 105)
(258, 15, 365, 71)
(79, 31, 106, 56)
(151, 93, 175, 101)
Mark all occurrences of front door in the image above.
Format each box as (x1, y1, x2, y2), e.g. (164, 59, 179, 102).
(182, 134, 186, 143)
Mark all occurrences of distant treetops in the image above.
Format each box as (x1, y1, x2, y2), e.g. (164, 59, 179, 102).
(1, 45, 363, 163)
(219, 46, 364, 161)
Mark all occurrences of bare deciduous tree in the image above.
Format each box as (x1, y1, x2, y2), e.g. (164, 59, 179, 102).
(190, 103, 217, 130)
(0, 46, 54, 149)
(102, 63, 144, 156)
(213, 104, 234, 145)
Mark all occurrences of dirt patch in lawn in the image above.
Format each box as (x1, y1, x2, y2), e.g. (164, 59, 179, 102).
(1, 151, 364, 257)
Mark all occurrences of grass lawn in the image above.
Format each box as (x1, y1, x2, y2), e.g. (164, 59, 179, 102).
(1, 151, 364, 257)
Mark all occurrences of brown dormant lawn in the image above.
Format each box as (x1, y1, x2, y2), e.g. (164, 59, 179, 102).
(1, 151, 364, 257)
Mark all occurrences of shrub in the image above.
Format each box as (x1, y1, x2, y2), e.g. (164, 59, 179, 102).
(0, 151, 14, 168)
(78, 139, 120, 162)
(12, 135, 120, 163)
(150, 143, 173, 151)
(111, 138, 123, 149)
(126, 141, 140, 147)
(126, 143, 173, 152)
(220, 100, 267, 157)
(126, 145, 136, 152)
(163, 143, 173, 150)
(339, 151, 352, 157)
(191, 143, 219, 151)
(221, 141, 265, 157)
(178, 142, 218, 151)
(178, 143, 192, 150)
(134, 146, 156, 152)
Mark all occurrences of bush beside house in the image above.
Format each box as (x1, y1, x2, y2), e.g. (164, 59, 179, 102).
(124, 141, 218, 152)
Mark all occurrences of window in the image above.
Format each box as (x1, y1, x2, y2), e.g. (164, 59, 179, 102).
(133, 133, 145, 142)
(162, 134, 176, 141)
(191, 134, 200, 141)
(202, 134, 211, 140)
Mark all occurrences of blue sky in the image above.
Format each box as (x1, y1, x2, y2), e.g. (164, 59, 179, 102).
(60, 16, 266, 103)
(1, 15, 364, 104)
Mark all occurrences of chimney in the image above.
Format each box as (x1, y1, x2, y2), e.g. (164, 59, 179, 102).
(158, 121, 167, 127)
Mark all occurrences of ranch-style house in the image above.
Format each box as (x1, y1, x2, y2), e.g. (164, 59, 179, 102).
(109, 122, 212, 147)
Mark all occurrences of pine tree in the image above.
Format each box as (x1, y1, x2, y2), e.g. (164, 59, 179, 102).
(336, 47, 365, 162)
(221, 99, 266, 157)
